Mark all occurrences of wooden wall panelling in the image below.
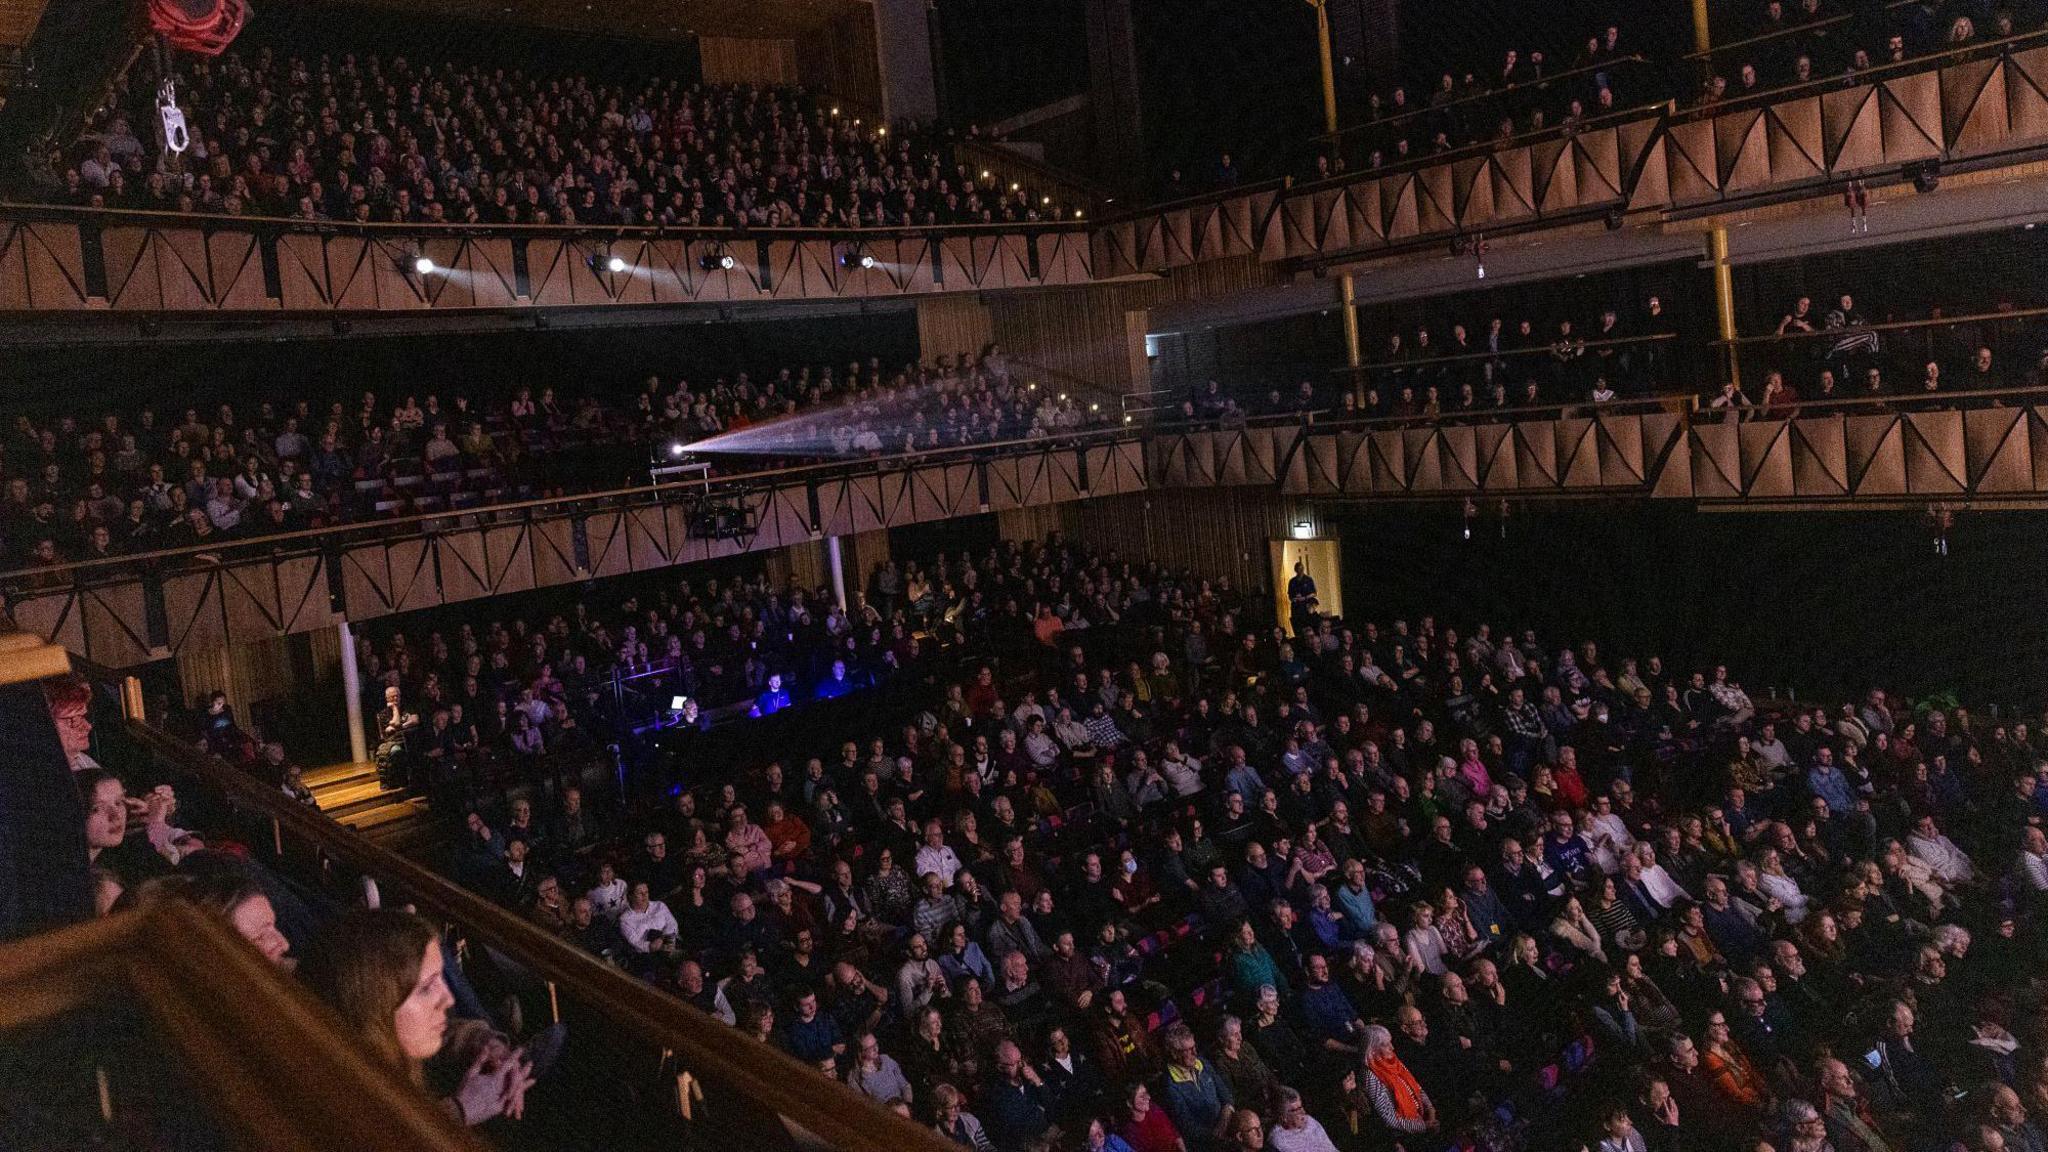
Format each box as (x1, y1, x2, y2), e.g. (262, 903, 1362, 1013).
(12, 590, 84, 654)
(337, 539, 441, 619)
(1738, 420, 1796, 497)
(1878, 69, 1946, 162)
(80, 583, 152, 667)
(795, 8, 883, 114)
(208, 228, 273, 310)
(0, 220, 87, 309)
(1843, 413, 1907, 495)
(916, 295, 994, 363)
(1943, 55, 2008, 155)
(1901, 410, 1968, 493)
(435, 530, 491, 604)
(1594, 414, 1648, 488)
(581, 510, 631, 579)
(529, 516, 581, 587)
(161, 570, 228, 655)
(2007, 47, 2048, 143)
(1790, 416, 1851, 496)
(274, 232, 333, 310)
(1965, 407, 2033, 493)
(698, 36, 801, 86)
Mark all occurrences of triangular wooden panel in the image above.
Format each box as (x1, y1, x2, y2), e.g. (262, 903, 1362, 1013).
(1877, 72, 1945, 163)
(162, 571, 227, 654)
(1189, 431, 1221, 485)
(1511, 422, 1559, 488)
(1108, 441, 1147, 494)
(1452, 156, 1492, 222)
(387, 540, 441, 611)
(139, 226, 221, 309)
(1572, 127, 1623, 202)
(1314, 188, 1353, 253)
(768, 488, 815, 547)
(1844, 415, 1906, 495)
(1048, 451, 1084, 502)
(272, 233, 331, 310)
(1323, 433, 1361, 494)
(812, 479, 854, 537)
(1220, 197, 1254, 254)
(1531, 138, 1576, 213)
(996, 234, 1037, 285)
(1555, 419, 1602, 489)
(1475, 424, 1516, 489)
(1627, 135, 1671, 211)
(209, 230, 273, 311)
(1595, 415, 1645, 486)
(1298, 435, 1340, 493)
(1437, 424, 1480, 489)
(1382, 176, 1421, 243)
(1716, 109, 1771, 193)
(529, 516, 581, 587)
(1640, 411, 1689, 497)
(1017, 452, 1052, 506)
(1368, 430, 1407, 492)
(483, 525, 534, 595)
(99, 227, 158, 308)
(1963, 407, 2031, 493)
(985, 456, 1028, 510)
(1215, 433, 1249, 485)
(1764, 100, 1825, 182)
(1821, 85, 1882, 170)
(1901, 410, 1967, 493)
(1737, 421, 1795, 497)
(1489, 148, 1537, 221)
(276, 556, 336, 635)
(1687, 422, 1742, 498)
(1415, 165, 1456, 236)
(626, 504, 676, 570)
(13, 592, 85, 657)
(0, 222, 31, 310)
(1943, 56, 2007, 157)
(418, 238, 475, 308)
(339, 545, 398, 619)
(81, 584, 152, 668)
(1404, 427, 1446, 492)
(578, 511, 627, 578)
(1243, 427, 1279, 483)
(1662, 119, 1720, 203)
(20, 223, 89, 308)
(1344, 182, 1385, 244)
(1160, 209, 1195, 267)
(1789, 418, 1849, 496)
(940, 463, 979, 517)
(435, 532, 491, 603)
(221, 560, 286, 637)
(2006, 46, 2048, 145)
(862, 471, 909, 531)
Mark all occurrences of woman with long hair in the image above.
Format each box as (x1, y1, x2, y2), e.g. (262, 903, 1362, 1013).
(299, 908, 532, 1127)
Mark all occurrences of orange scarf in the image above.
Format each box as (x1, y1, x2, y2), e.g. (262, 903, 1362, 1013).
(1367, 1053, 1426, 1122)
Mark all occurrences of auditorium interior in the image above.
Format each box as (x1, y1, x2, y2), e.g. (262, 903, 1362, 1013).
(7, 1, 2048, 1150)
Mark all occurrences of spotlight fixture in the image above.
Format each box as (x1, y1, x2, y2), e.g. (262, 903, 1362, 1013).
(1010, 182, 1020, 192)
(831, 106, 840, 116)
(1041, 196, 1051, 205)
(669, 442, 687, 458)
(1074, 209, 1084, 219)
(981, 169, 991, 179)
(1604, 207, 1626, 231)
(700, 250, 738, 271)
(1911, 160, 1940, 194)
(412, 255, 436, 275)
(1058, 392, 1069, 402)
(840, 244, 875, 269)
(607, 255, 628, 273)
(1089, 402, 1100, 412)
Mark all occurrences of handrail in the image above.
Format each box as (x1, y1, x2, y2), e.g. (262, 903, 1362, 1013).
(0, 199, 1092, 240)
(0, 899, 485, 1151)
(1717, 303, 2048, 346)
(1669, 25, 2048, 122)
(1324, 54, 1652, 146)
(1325, 331, 1679, 372)
(121, 719, 960, 1152)
(1293, 102, 1667, 194)
(1160, 391, 1691, 434)
(0, 421, 1144, 585)
(1730, 383, 2048, 414)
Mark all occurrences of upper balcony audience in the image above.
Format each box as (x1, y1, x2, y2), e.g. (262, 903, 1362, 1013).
(42, 50, 1070, 227)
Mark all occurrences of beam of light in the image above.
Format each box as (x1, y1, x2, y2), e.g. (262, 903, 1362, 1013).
(671, 375, 1033, 460)
(413, 256, 436, 274)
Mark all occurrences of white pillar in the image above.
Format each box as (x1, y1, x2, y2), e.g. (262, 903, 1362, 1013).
(338, 618, 368, 764)
(825, 535, 849, 613)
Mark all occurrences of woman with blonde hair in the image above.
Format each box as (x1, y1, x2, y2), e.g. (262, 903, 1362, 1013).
(298, 908, 532, 1127)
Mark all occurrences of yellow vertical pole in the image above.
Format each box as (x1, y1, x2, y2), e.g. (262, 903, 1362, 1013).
(1309, 0, 1364, 399)
(1708, 226, 1741, 390)
(1691, 0, 1712, 54)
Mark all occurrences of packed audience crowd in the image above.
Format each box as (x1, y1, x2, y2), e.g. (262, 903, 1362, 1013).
(1709, 292, 2048, 417)
(0, 346, 1105, 572)
(42, 47, 1075, 227)
(1172, 296, 1680, 427)
(76, 532, 2048, 1151)
(1694, 0, 2048, 106)
(45, 525, 2048, 1149)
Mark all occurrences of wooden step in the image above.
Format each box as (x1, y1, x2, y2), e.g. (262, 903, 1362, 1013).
(304, 760, 379, 793)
